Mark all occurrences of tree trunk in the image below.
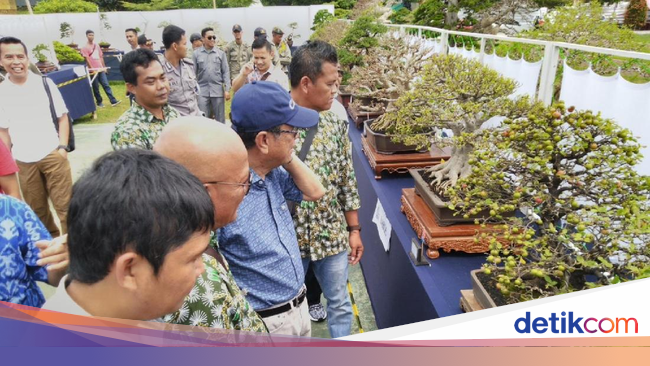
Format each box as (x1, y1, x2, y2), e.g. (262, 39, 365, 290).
(426, 143, 473, 191)
(446, 0, 459, 27)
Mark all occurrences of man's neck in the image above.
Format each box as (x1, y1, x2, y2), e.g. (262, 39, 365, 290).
(164, 50, 180, 68)
(235, 39, 242, 45)
(66, 280, 134, 319)
(130, 44, 137, 50)
(290, 90, 321, 112)
(87, 40, 95, 46)
(248, 154, 274, 180)
(204, 45, 214, 52)
(8, 72, 28, 86)
(135, 99, 165, 120)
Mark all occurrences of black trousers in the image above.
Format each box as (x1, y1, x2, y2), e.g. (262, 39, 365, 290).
(305, 265, 323, 306)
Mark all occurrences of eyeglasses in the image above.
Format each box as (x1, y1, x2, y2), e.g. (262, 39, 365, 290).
(206, 36, 217, 40)
(271, 128, 299, 139)
(204, 171, 252, 195)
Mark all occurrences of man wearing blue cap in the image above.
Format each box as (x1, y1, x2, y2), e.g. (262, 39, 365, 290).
(218, 81, 326, 336)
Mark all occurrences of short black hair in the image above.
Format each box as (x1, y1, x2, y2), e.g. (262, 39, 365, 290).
(86, 30, 94, 35)
(201, 27, 214, 37)
(251, 38, 273, 53)
(162, 25, 185, 49)
(67, 149, 214, 285)
(237, 127, 283, 150)
(120, 48, 161, 85)
(125, 28, 138, 35)
(137, 34, 148, 46)
(0, 36, 27, 57)
(289, 40, 338, 88)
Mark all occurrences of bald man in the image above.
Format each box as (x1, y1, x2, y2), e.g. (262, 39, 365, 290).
(154, 116, 267, 332)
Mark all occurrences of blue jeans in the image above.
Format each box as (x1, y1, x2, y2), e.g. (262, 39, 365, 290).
(302, 250, 352, 338)
(92, 71, 117, 105)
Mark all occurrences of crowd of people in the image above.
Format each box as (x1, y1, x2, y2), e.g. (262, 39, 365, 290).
(0, 21, 362, 338)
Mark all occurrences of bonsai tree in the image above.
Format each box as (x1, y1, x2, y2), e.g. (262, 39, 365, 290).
(53, 41, 85, 64)
(32, 44, 50, 63)
(59, 22, 75, 46)
(447, 102, 650, 304)
(338, 13, 387, 74)
(373, 54, 536, 191)
(99, 13, 112, 47)
(348, 33, 434, 114)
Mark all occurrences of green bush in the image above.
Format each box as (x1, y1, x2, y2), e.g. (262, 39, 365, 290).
(412, 0, 446, 28)
(388, 8, 412, 24)
(312, 9, 336, 30)
(54, 41, 85, 63)
(34, 0, 98, 13)
(624, 0, 648, 30)
(335, 0, 355, 10)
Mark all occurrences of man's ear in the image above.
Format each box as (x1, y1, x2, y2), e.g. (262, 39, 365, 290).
(114, 252, 142, 291)
(126, 82, 136, 95)
(255, 131, 270, 155)
(299, 76, 311, 94)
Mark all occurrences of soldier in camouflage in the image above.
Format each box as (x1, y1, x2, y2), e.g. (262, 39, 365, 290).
(224, 24, 253, 83)
(271, 27, 292, 74)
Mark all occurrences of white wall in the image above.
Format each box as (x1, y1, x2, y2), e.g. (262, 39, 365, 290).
(0, 5, 333, 54)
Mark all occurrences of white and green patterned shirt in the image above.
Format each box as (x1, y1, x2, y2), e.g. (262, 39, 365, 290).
(111, 102, 179, 150)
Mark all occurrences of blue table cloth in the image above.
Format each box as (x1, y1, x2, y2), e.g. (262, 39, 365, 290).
(349, 120, 486, 329)
(46, 65, 95, 120)
(103, 51, 124, 82)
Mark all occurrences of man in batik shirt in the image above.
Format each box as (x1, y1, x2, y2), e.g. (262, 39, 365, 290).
(289, 41, 364, 338)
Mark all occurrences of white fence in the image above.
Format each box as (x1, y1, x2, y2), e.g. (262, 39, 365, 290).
(383, 23, 650, 176)
(0, 5, 332, 53)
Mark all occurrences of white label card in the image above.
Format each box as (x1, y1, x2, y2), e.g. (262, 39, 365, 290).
(372, 199, 392, 252)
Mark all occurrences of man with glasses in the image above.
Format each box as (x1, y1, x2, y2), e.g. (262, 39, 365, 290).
(194, 27, 230, 123)
(154, 116, 267, 332)
(218, 81, 325, 336)
(224, 24, 252, 83)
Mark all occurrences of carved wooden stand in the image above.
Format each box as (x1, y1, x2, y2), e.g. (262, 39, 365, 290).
(400, 188, 501, 259)
(362, 137, 450, 180)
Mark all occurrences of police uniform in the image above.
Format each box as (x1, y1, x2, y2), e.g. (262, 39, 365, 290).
(158, 54, 201, 116)
(193, 46, 231, 123)
(224, 40, 252, 82)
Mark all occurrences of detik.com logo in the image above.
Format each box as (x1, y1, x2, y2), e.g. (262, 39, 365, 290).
(515, 312, 638, 334)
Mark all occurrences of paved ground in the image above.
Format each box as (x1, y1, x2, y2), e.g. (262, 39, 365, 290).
(53, 122, 378, 338)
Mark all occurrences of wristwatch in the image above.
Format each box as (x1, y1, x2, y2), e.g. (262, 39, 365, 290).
(346, 225, 361, 232)
(57, 145, 70, 152)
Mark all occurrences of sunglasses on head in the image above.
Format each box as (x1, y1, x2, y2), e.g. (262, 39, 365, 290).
(206, 36, 217, 40)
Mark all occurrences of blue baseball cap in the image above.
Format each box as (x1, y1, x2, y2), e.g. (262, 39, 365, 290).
(231, 81, 319, 133)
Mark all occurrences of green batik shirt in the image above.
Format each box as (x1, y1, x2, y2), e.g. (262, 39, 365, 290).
(293, 111, 361, 261)
(161, 234, 267, 332)
(110, 102, 180, 150)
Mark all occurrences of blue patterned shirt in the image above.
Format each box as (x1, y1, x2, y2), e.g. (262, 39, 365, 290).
(0, 195, 52, 307)
(218, 168, 304, 310)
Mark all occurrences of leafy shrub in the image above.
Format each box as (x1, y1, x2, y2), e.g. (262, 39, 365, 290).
(624, 0, 648, 30)
(34, 0, 97, 13)
(388, 8, 412, 24)
(54, 41, 85, 63)
(312, 9, 336, 30)
(412, 0, 446, 28)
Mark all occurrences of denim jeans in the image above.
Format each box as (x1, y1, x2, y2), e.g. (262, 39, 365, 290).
(302, 250, 352, 338)
(92, 71, 117, 105)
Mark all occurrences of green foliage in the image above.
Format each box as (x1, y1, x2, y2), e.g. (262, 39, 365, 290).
(261, 0, 329, 5)
(448, 102, 650, 303)
(624, 0, 648, 30)
(53, 41, 85, 63)
(34, 0, 97, 13)
(340, 14, 387, 54)
(122, 0, 177, 10)
(335, 9, 353, 19)
(32, 44, 50, 63)
(92, 0, 122, 11)
(336, 0, 355, 10)
(312, 9, 336, 30)
(412, 0, 446, 28)
(59, 22, 74, 42)
(388, 8, 412, 25)
(310, 19, 350, 45)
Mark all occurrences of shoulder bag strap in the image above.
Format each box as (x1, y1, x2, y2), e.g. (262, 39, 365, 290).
(288, 124, 319, 215)
(42, 76, 59, 129)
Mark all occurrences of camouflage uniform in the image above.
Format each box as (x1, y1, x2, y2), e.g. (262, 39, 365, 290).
(274, 40, 292, 73)
(224, 40, 252, 82)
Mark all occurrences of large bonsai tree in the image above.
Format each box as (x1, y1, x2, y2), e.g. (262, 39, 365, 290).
(447, 102, 650, 304)
(373, 54, 536, 191)
(348, 33, 435, 114)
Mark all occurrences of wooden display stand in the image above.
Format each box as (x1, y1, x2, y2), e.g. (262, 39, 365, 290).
(362, 137, 450, 179)
(400, 188, 501, 259)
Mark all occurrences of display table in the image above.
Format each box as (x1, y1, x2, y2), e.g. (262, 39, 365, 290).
(103, 51, 124, 81)
(46, 64, 96, 120)
(350, 121, 485, 329)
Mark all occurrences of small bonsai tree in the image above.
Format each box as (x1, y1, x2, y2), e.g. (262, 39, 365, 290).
(447, 102, 650, 304)
(32, 44, 50, 63)
(53, 41, 85, 63)
(373, 54, 536, 191)
(60, 22, 75, 45)
(348, 33, 434, 114)
(338, 13, 387, 74)
(99, 13, 112, 46)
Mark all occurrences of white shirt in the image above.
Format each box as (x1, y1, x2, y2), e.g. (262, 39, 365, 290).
(0, 71, 67, 163)
(247, 63, 290, 91)
(41, 275, 90, 317)
(329, 98, 348, 123)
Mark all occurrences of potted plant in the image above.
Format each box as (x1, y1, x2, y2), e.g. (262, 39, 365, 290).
(32, 44, 58, 73)
(451, 102, 650, 307)
(53, 41, 85, 65)
(377, 54, 536, 224)
(60, 22, 77, 49)
(338, 13, 387, 81)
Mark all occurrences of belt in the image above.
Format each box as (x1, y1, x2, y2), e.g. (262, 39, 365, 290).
(257, 291, 306, 318)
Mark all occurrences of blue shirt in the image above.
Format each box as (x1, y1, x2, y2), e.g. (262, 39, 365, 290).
(218, 168, 304, 310)
(0, 195, 52, 307)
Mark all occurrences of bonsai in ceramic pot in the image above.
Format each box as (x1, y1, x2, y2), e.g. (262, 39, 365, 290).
(32, 44, 58, 74)
(450, 103, 650, 306)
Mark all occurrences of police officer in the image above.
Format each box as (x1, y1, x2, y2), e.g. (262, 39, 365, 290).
(271, 27, 291, 74)
(253, 27, 279, 67)
(159, 25, 201, 116)
(194, 27, 231, 123)
(224, 24, 252, 83)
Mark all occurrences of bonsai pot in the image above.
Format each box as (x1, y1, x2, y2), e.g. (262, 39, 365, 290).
(364, 119, 427, 154)
(348, 97, 386, 129)
(339, 85, 352, 109)
(99, 43, 111, 49)
(410, 169, 508, 226)
(470, 270, 497, 309)
(67, 43, 79, 50)
(35, 61, 58, 74)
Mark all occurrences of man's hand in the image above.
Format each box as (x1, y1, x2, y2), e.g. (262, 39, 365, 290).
(348, 231, 364, 265)
(225, 91, 231, 101)
(36, 235, 69, 272)
(57, 148, 68, 159)
(241, 61, 254, 76)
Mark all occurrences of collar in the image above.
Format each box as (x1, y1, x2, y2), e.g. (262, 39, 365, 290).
(130, 101, 171, 123)
(256, 63, 275, 77)
(200, 46, 216, 54)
